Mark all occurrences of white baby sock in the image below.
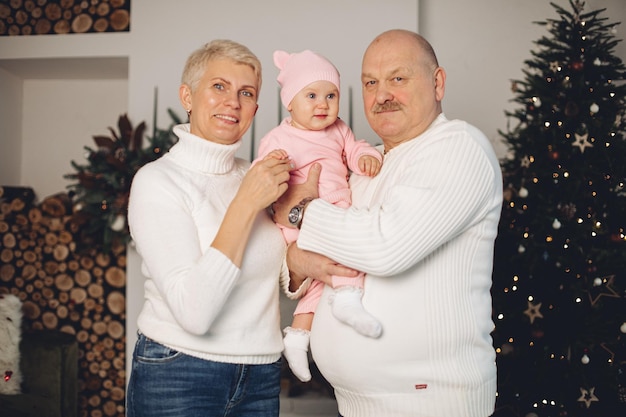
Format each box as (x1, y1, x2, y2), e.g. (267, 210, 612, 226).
(282, 327, 312, 382)
(330, 287, 383, 338)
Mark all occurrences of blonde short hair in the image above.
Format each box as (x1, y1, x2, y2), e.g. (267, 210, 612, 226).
(181, 39, 262, 94)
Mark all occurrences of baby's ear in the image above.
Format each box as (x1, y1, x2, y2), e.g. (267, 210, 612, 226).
(273, 50, 290, 70)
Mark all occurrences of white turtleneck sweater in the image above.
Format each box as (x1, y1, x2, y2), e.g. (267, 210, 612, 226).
(128, 124, 290, 365)
(298, 114, 502, 417)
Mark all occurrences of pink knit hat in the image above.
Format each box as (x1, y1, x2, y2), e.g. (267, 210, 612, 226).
(274, 49, 340, 108)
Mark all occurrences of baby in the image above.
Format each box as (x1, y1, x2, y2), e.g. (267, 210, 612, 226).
(256, 49, 384, 382)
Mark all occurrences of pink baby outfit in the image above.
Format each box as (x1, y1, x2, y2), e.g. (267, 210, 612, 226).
(257, 117, 382, 314)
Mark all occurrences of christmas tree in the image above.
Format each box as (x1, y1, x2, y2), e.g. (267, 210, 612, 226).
(492, 1, 626, 416)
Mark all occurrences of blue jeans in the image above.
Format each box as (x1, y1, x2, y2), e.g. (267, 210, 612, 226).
(127, 333, 282, 417)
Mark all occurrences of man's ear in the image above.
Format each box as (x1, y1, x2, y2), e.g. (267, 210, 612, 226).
(434, 67, 446, 102)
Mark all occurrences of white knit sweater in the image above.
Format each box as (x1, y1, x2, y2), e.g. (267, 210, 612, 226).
(298, 114, 502, 417)
(128, 124, 290, 365)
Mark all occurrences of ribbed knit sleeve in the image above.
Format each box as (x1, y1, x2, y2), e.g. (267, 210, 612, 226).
(129, 163, 241, 335)
(297, 118, 502, 276)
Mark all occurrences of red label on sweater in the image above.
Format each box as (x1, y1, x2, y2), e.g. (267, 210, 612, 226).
(414, 384, 428, 390)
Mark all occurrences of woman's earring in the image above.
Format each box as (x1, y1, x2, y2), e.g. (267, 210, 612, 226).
(186, 109, 192, 117)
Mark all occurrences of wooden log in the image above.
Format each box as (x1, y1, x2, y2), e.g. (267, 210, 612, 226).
(107, 321, 124, 339)
(31, 7, 42, 20)
(71, 13, 92, 33)
(106, 291, 124, 315)
(41, 193, 70, 217)
(42, 311, 58, 329)
(60, 0, 74, 10)
(28, 207, 42, 223)
(105, 266, 125, 288)
(96, 253, 110, 267)
(3, 232, 16, 248)
(58, 230, 73, 244)
(53, 18, 70, 34)
(88, 283, 104, 299)
(10, 197, 26, 212)
(71, 287, 87, 304)
(0, 264, 15, 282)
(75, 269, 91, 287)
(110, 0, 126, 8)
(109, 9, 129, 31)
(43, 260, 59, 275)
(1, 248, 13, 263)
(44, 2, 61, 20)
(21, 300, 40, 320)
(55, 273, 74, 291)
(81, 317, 92, 330)
(22, 264, 37, 280)
(93, 17, 107, 32)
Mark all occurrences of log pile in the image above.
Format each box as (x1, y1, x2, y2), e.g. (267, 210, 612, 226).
(0, 0, 130, 36)
(0, 186, 126, 417)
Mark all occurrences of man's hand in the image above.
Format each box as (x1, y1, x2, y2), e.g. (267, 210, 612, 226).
(287, 242, 360, 292)
(273, 163, 321, 227)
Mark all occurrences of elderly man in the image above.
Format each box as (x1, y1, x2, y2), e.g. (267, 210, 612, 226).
(277, 29, 502, 417)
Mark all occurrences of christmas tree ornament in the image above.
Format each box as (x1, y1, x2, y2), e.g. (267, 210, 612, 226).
(519, 187, 529, 197)
(590, 103, 599, 114)
(572, 132, 593, 153)
(581, 354, 590, 364)
(577, 387, 599, 408)
(521, 155, 531, 167)
(110, 214, 126, 232)
(523, 300, 543, 324)
(552, 219, 562, 229)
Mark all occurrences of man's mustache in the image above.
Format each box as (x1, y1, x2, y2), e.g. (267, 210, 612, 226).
(372, 102, 401, 112)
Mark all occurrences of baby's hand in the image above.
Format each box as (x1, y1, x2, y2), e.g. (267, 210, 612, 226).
(264, 149, 290, 161)
(358, 155, 381, 177)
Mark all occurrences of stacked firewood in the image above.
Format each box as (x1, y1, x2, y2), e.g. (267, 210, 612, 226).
(0, 0, 130, 36)
(0, 186, 126, 417)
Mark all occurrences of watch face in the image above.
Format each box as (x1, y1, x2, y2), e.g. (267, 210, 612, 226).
(288, 207, 300, 225)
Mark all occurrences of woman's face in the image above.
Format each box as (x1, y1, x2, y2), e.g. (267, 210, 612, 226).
(180, 58, 259, 145)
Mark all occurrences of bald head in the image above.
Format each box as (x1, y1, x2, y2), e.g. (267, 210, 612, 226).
(365, 29, 439, 73)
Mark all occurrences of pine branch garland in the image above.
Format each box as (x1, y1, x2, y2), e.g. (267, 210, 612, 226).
(65, 109, 182, 253)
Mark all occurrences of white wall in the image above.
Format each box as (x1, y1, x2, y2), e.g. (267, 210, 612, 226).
(20, 79, 128, 198)
(0, 67, 22, 186)
(126, 0, 419, 160)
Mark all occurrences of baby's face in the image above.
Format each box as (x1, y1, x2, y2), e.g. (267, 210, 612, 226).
(288, 80, 340, 131)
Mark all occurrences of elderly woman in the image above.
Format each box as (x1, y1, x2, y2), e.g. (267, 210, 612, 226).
(126, 40, 294, 417)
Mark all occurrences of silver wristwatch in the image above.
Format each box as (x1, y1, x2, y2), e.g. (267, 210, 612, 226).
(288, 198, 314, 229)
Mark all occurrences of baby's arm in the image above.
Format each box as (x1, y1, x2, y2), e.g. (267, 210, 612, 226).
(358, 154, 382, 177)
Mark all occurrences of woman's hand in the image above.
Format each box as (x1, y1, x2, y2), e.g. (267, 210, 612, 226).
(287, 242, 359, 292)
(212, 150, 292, 267)
(238, 150, 292, 212)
